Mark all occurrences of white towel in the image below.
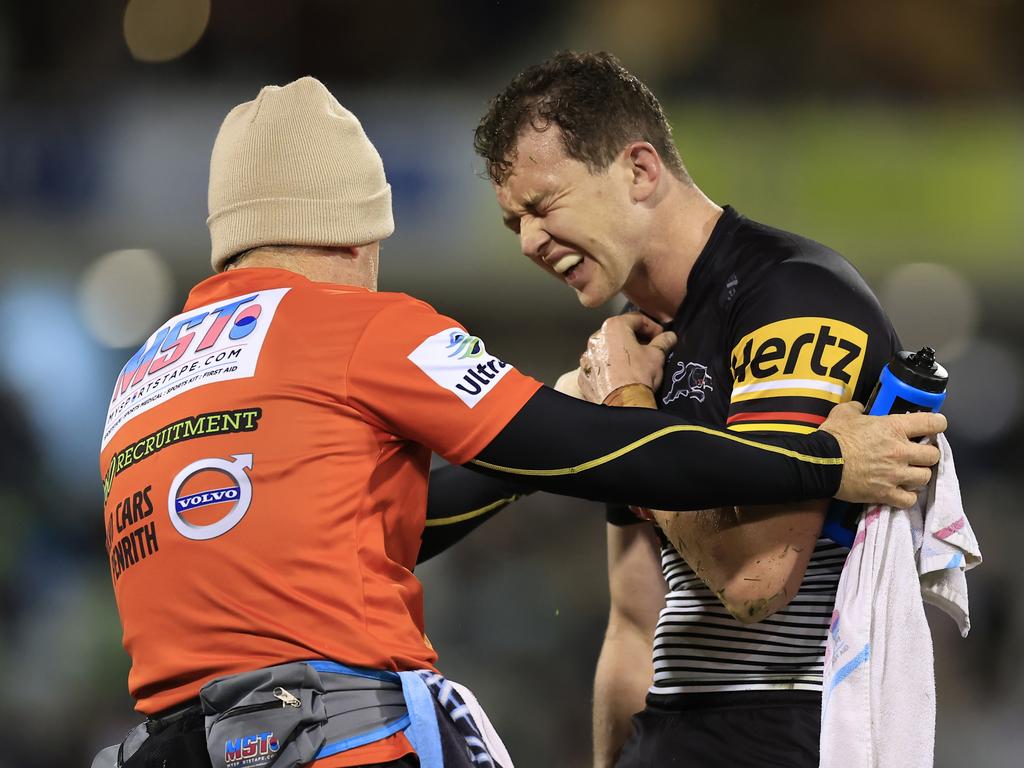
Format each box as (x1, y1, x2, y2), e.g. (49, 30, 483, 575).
(820, 434, 981, 768)
(450, 680, 515, 768)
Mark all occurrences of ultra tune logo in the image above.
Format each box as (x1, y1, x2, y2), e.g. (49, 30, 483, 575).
(225, 731, 279, 768)
(168, 454, 253, 541)
(102, 287, 288, 448)
(408, 327, 513, 408)
(446, 330, 484, 359)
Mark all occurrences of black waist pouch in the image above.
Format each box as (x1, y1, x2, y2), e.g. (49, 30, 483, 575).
(200, 663, 328, 768)
(118, 706, 210, 768)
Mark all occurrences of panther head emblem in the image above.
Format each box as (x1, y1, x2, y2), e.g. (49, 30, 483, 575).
(662, 362, 714, 405)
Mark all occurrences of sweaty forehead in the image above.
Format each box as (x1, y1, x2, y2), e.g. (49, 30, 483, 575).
(495, 128, 575, 208)
(511, 126, 567, 168)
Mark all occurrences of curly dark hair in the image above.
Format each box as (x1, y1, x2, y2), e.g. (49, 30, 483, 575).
(474, 50, 690, 186)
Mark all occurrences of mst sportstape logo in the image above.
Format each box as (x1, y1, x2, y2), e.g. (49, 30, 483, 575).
(729, 317, 867, 404)
(662, 361, 714, 405)
(102, 288, 289, 449)
(407, 328, 512, 407)
(225, 731, 279, 768)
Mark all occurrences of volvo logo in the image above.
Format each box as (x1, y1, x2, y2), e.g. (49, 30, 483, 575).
(167, 454, 253, 541)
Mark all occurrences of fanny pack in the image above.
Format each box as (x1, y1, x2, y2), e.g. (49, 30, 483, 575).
(204, 661, 410, 768)
(99, 661, 410, 768)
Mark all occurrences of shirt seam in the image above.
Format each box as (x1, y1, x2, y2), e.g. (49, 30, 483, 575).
(344, 299, 416, 431)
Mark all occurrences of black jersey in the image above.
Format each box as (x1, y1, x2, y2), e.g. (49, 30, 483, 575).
(610, 205, 898, 695)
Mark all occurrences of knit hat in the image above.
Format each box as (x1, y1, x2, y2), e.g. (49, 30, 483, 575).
(207, 76, 394, 272)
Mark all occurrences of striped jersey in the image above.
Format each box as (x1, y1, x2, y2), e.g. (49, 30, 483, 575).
(653, 535, 848, 693)
(609, 206, 897, 696)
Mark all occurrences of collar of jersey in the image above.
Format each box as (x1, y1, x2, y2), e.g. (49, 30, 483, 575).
(185, 267, 371, 310)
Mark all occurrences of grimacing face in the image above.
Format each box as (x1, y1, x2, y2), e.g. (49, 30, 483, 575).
(493, 128, 642, 308)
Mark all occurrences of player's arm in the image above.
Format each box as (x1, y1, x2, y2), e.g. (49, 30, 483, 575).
(555, 364, 813, 626)
(556, 371, 664, 765)
(593, 519, 664, 768)
(651, 502, 825, 623)
(579, 339, 824, 622)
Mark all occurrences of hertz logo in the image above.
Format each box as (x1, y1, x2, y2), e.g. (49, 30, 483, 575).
(730, 317, 867, 404)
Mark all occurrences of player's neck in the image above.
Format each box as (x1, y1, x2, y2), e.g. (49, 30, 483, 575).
(623, 186, 722, 323)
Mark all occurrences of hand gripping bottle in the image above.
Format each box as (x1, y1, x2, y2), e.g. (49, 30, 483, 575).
(821, 347, 948, 547)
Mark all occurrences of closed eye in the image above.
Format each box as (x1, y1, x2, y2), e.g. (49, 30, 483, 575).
(502, 215, 521, 235)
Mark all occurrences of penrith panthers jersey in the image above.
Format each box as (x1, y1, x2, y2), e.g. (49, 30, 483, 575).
(611, 206, 898, 696)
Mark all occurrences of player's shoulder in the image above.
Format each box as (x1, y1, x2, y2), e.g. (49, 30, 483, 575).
(729, 215, 883, 316)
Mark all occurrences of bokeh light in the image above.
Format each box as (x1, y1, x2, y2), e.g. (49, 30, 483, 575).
(123, 0, 211, 63)
(879, 262, 980, 363)
(0, 280, 112, 491)
(78, 249, 174, 348)
(943, 338, 1021, 444)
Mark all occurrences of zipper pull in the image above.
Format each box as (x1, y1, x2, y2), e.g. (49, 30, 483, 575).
(273, 687, 301, 708)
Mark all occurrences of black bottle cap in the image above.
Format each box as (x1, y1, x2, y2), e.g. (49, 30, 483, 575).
(890, 347, 948, 394)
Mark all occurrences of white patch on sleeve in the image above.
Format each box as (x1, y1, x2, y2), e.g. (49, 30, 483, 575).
(407, 328, 513, 408)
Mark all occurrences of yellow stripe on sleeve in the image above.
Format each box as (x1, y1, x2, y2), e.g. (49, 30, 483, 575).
(423, 495, 521, 527)
(469, 423, 842, 477)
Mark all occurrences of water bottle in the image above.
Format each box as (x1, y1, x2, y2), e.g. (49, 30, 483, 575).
(821, 347, 948, 547)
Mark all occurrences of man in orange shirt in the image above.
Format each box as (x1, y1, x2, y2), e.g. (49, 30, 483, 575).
(98, 77, 943, 768)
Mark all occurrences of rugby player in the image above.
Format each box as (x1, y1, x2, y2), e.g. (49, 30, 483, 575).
(98, 76, 942, 768)
(471, 51, 915, 767)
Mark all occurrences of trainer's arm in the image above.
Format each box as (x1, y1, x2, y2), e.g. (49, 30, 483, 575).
(416, 363, 586, 564)
(593, 522, 664, 768)
(469, 384, 845, 510)
(418, 464, 530, 564)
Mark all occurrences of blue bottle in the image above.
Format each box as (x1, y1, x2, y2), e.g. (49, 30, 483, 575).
(821, 347, 948, 547)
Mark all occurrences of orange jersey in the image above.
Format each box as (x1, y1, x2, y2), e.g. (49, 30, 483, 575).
(100, 268, 541, 725)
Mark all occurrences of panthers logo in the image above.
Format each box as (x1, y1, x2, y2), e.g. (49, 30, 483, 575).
(662, 362, 714, 405)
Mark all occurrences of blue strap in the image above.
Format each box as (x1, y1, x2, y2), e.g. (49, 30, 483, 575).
(305, 659, 401, 684)
(300, 660, 443, 764)
(399, 671, 443, 768)
(302, 660, 417, 761)
(316, 714, 412, 760)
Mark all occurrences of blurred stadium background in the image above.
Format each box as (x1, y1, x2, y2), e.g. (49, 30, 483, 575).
(1, 1, 1022, 765)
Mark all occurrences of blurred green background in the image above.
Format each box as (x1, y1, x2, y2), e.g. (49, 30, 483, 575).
(0, 1, 1021, 766)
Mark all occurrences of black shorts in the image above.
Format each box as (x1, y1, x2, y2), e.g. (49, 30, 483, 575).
(616, 690, 821, 768)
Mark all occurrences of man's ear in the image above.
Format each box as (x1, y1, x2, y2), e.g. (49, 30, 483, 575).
(624, 142, 662, 203)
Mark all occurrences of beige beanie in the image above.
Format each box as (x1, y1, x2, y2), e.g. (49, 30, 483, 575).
(207, 76, 394, 272)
